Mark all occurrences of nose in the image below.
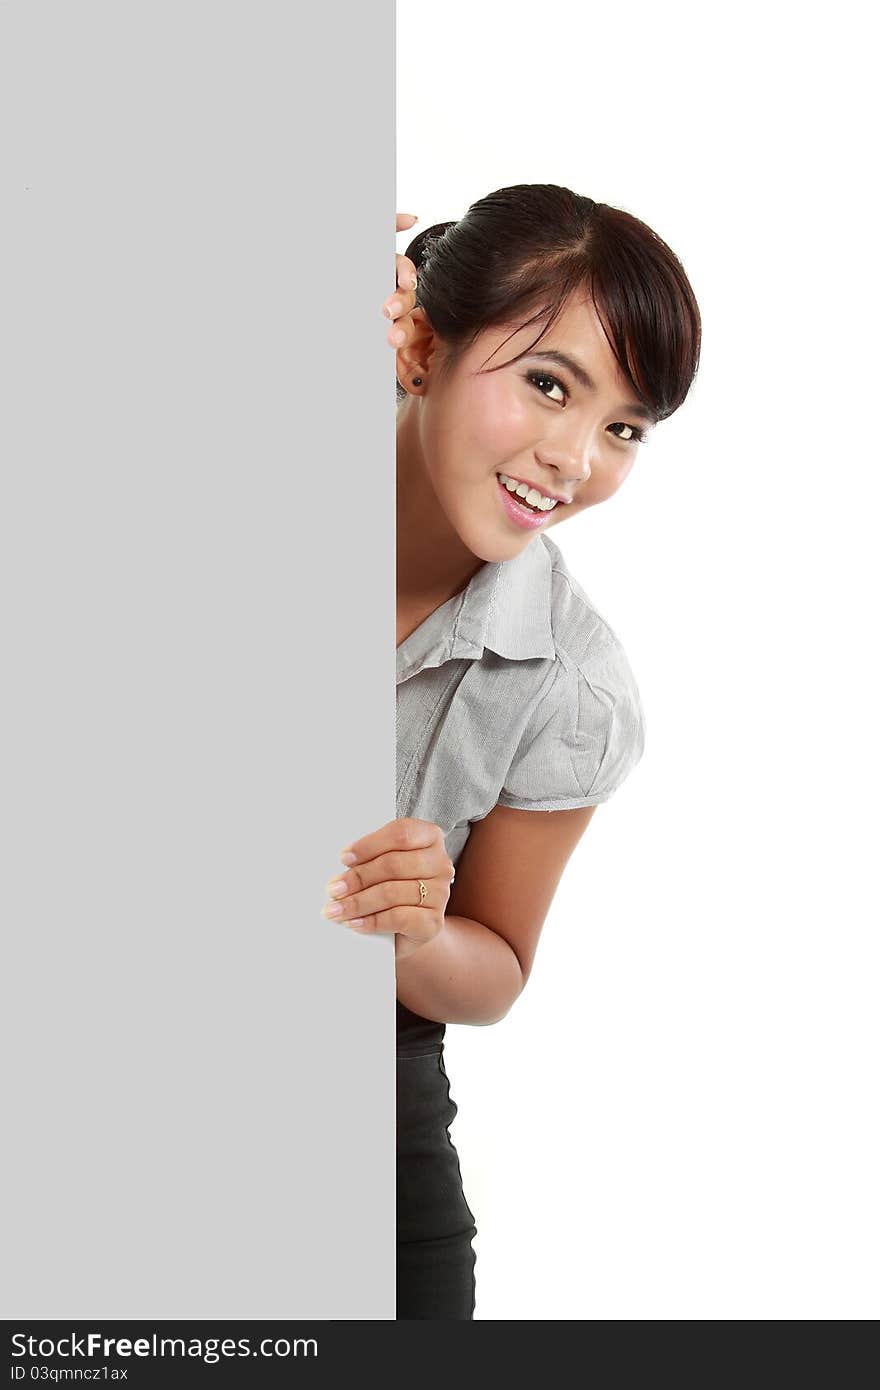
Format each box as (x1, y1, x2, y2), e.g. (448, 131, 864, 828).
(536, 443, 592, 487)
(537, 417, 599, 487)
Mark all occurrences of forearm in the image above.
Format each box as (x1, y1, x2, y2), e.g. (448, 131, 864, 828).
(395, 913, 523, 1026)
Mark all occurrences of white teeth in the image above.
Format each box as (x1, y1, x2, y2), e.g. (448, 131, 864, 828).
(498, 473, 558, 511)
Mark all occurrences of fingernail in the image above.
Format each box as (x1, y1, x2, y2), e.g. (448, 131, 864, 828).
(389, 328, 405, 346)
(349, 918, 366, 929)
(340, 851, 357, 866)
(327, 879, 347, 898)
(387, 299, 402, 317)
(322, 902, 344, 919)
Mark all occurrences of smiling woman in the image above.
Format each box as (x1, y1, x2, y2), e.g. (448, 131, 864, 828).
(369, 185, 701, 1318)
(395, 198, 699, 591)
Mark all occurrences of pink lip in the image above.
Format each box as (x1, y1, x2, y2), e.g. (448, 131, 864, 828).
(495, 475, 554, 530)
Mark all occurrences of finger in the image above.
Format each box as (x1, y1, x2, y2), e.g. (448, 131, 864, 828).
(396, 253, 418, 292)
(382, 279, 417, 322)
(339, 817, 441, 869)
(396, 212, 418, 233)
(322, 876, 441, 925)
(351, 905, 442, 944)
(387, 314, 414, 350)
(330, 845, 453, 896)
(326, 851, 446, 902)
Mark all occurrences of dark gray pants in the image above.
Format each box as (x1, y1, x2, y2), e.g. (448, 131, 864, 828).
(396, 1048, 478, 1319)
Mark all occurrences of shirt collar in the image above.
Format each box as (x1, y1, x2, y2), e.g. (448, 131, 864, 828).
(396, 536, 556, 684)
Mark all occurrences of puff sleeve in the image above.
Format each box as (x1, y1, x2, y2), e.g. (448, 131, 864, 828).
(497, 633, 646, 812)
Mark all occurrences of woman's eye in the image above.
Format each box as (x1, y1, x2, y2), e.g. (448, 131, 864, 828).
(526, 372, 649, 442)
(526, 370, 567, 405)
(608, 421, 647, 444)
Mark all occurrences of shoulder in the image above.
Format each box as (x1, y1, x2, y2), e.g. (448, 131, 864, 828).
(497, 538, 646, 811)
(538, 535, 643, 705)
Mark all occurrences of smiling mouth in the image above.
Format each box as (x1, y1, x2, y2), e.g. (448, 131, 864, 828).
(496, 472, 567, 512)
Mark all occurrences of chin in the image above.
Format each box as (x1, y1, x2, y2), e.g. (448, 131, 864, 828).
(457, 521, 536, 564)
(443, 482, 546, 563)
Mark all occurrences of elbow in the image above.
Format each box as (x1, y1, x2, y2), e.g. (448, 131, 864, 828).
(486, 956, 527, 1025)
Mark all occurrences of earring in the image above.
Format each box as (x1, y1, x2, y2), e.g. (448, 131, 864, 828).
(412, 376, 423, 387)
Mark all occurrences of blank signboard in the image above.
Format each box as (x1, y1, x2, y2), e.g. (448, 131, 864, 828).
(0, 1, 396, 1319)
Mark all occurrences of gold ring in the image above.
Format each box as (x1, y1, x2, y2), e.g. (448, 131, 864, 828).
(417, 879, 428, 905)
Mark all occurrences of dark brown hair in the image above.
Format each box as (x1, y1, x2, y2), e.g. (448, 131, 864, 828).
(397, 183, 701, 425)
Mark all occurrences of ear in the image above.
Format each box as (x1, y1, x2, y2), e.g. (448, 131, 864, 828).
(396, 306, 440, 394)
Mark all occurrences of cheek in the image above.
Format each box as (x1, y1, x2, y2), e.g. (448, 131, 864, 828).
(594, 452, 635, 499)
(615, 454, 637, 489)
(458, 375, 532, 458)
(568, 454, 635, 514)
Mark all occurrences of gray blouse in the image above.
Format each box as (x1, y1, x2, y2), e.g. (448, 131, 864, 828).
(396, 532, 646, 868)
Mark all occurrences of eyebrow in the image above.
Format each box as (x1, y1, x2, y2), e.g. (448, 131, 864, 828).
(526, 350, 658, 424)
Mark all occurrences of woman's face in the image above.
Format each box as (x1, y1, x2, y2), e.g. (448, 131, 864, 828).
(402, 292, 656, 563)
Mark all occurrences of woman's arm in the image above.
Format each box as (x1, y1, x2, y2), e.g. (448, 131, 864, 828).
(395, 801, 597, 1026)
(395, 913, 523, 1025)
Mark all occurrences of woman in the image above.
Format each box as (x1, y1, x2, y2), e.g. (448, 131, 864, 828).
(321, 185, 701, 1318)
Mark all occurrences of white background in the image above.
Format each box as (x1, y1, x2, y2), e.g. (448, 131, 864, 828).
(398, 0, 878, 1319)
